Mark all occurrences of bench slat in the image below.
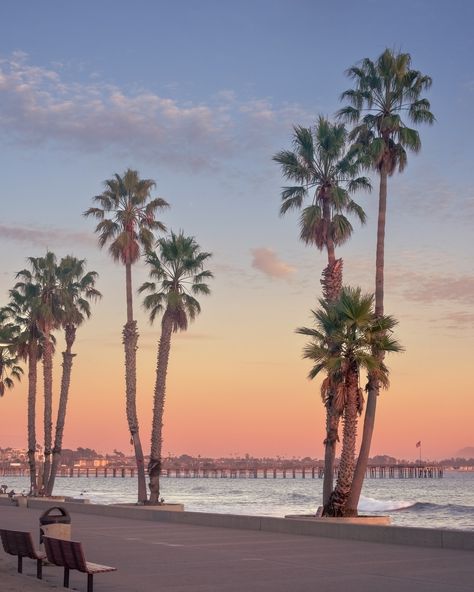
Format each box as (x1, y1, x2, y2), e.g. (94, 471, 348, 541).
(85, 561, 117, 574)
(0, 529, 44, 560)
(0, 529, 45, 579)
(44, 537, 116, 592)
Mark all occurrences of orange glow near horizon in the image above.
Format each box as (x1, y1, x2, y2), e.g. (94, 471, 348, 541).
(1, 273, 472, 463)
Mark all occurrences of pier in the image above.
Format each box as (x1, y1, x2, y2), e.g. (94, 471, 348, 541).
(0, 464, 443, 479)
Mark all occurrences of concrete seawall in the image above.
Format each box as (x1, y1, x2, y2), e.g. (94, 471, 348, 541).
(9, 497, 470, 551)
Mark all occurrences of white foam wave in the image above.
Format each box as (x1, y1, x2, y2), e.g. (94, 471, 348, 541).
(358, 495, 414, 512)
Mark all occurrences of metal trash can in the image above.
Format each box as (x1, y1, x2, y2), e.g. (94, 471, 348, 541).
(39, 506, 71, 544)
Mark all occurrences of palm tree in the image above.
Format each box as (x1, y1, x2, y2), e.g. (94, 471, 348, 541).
(139, 232, 213, 503)
(84, 169, 169, 503)
(273, 117, 370, 504)
(297, 287, 402, 516)
(15, 252, 62, 489)
(337, 49, 434, 513)
(4, 285, 43, 494)
(46, 256, 101, 496)
(0, 318, 24, 397)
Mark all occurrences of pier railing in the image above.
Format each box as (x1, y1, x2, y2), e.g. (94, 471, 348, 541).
(0, 464, 443, 479)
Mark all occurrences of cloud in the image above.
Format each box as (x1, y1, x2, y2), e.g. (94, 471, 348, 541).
(387, 266, 474, 305)
(407, 274, 474, 304)
(250, 247, 296, 280)
(0, 223, 94, 248)
(0, 52, 311, 172)
(441, 311, 474, 329)
(394, 175, 474, 224)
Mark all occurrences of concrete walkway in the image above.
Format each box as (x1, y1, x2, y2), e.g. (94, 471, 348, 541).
(0, 505, 473, 592)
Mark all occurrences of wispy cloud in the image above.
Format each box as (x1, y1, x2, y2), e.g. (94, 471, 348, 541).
(0, 223, 94, 247)
(441, 311, 474, 330)
(407, 274, 474, 304)
(250, 247, 296, 280)
(387, 265, 474, 305)
(394, 175, 474, 224)
(0, 52, 311, 172)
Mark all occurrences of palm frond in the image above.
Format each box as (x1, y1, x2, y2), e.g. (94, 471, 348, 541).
(141, 232, 212, 329)
(336, 105, 360, 124)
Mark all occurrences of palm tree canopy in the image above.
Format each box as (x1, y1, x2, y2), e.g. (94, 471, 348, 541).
(337, 49, 434, 174)
(273, 116, 370, 249)
(296, 286, 402, 413)
(139, 231, 213, 332)
(0, 346, 23, 396)
(57, 256, 101, 328)
(14, 252, 63, 333)
(0, 316, 24, 397)
(84, 168, 169, 264)
(5, 253, 63, 361)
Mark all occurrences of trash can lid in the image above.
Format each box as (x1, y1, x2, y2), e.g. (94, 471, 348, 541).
(39, 506, 71, 524)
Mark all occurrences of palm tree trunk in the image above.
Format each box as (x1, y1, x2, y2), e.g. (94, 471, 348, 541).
(125, 260, 134, 323)
(320, 215, 343, 505)
(322, 196, 336, 268)
(42, 329, 54, 491)
(324, 364, 359, 517)
(149, 311, 173, 504)
(322, 404, 339, 505)
(46, 325, 76, 496)
(123, 261, 147, 503)
(320, 259, 343, 304)
(346, 165, 388, 514)
(123, 320, 147, 502)
(27, 340, 38, 496)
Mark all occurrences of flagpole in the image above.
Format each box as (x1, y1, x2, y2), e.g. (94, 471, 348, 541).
(419, 443, 422, 465)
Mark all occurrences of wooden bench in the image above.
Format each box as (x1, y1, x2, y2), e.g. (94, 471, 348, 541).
(43, 536, 117, 592)
(0, 528, 46, 579)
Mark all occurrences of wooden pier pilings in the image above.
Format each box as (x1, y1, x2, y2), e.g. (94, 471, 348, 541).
(0, 465, 443, 479)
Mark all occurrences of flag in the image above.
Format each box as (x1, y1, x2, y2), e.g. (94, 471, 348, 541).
(416, 441, 421, 448)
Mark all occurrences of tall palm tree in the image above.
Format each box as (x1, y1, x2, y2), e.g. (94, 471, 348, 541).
(297, 287, 402, 516)
(46, 256, 101, 496)
(139, 232, 213, 503)
(4, 285, 43, 494)
(337, 49, 434, 513)
(84, 168, 169, 503)
(15, 252, 62, 489)
(273, 117, 370, 504)
(0, 318, 24, 397)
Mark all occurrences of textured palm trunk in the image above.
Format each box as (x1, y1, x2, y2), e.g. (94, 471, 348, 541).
(41, 328, 54, 491)
(320, 258, 344, 506)
(320, 259, 343, 304)
(319, 198, 344, 506)
(322, 405, 340, 505)
(0, 362, 4, 396)
(46, 325, 76, 496)
(123, 261, 147, 503)
(149, 311, 173, 504)
(323, 364, 359, 517)
(346, 165, 388, 514)
(27, 340, 38, 496)
(322, 196, 336, 268)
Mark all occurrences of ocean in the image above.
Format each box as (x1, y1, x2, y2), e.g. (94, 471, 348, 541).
(3, 471, 474, 531)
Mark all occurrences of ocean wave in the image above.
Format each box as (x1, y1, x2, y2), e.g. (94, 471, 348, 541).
(289, 492, 313, 501)
(359, 496, 474, 515)
(396, 502, 474, 514)
(358, 495, 414, 512)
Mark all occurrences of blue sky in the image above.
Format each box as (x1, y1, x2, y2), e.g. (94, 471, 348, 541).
(0, 1, 473, 457)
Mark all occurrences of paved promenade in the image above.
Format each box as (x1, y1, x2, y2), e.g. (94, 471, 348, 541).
(0, 505, 473, 592)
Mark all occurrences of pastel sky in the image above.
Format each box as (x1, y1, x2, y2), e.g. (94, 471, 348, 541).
(0, 0, 473, 461)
